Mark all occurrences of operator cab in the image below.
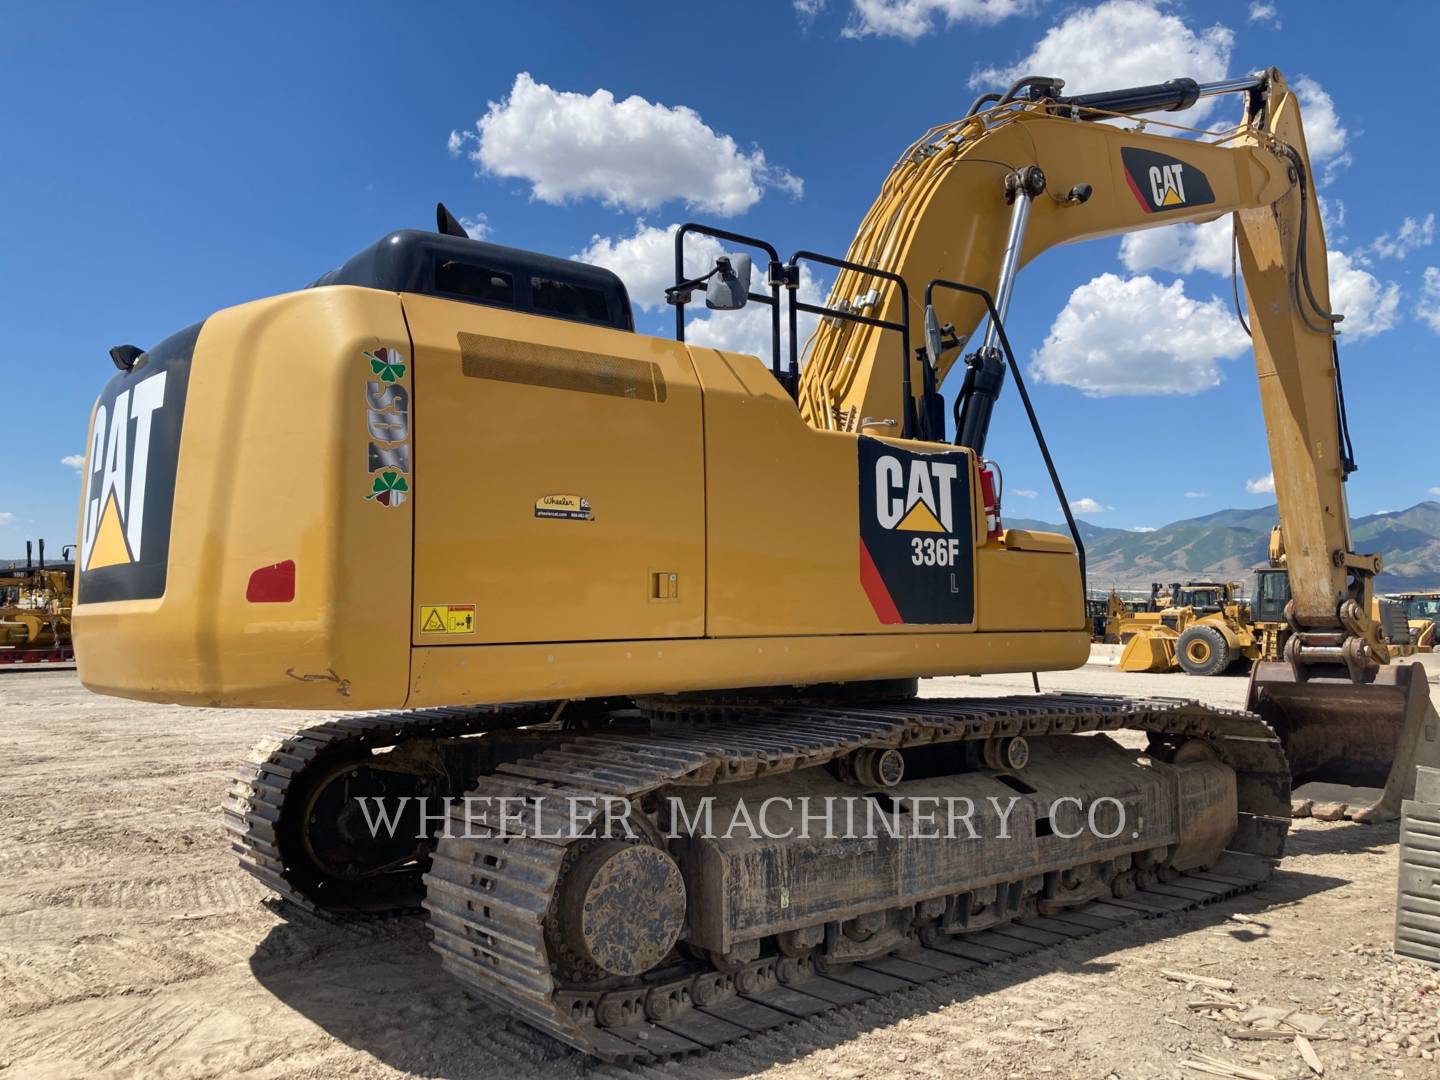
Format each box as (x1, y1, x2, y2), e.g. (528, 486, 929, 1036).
(310, 203, 635, 333)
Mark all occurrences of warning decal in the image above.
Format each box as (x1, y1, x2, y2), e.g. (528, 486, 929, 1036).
(857, 437, 974, 625)
(419, 604, 476, 634)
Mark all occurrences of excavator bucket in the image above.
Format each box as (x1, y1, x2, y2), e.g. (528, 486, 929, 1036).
(1119, 630, 1176, 673)
(1246, 660, 1440, 819)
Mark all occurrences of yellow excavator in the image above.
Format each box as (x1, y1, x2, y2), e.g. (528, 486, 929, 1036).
(72, 69, 1439, 1061)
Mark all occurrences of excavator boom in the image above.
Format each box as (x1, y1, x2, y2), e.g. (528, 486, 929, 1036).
(790, 69, 1438, 813)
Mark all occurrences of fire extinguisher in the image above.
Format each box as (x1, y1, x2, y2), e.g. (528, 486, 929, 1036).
(979, 459, 1003, 540)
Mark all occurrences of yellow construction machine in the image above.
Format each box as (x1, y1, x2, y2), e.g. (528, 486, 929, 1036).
(1, 540, 74, 664)
(1117, 580, 1258, 675)
(72, 69, 1440, 1061)
(1386, 592, 1439, 652)
(1087, 586, 1150, 643)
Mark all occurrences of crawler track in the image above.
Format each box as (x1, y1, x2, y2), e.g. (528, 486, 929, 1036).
(229, 693, 1290, 1063)
(224, 702, 553, 915)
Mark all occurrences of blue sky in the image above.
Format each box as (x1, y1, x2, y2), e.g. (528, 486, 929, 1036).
(3, 0, 1438, 553)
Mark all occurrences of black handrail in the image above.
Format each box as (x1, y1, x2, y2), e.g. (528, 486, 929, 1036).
(925, 278, 1086, 597)
(788, 250, 915, 439)
(672, 224, 783, 381)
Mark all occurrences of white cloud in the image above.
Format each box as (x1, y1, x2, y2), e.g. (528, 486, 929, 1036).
(61, 454, 85, 472)
(1328, 250, 1400, 340)
(1119, 216, 1232, 277)
(1246, 472, 1275, 494)
(1131, 525, 1157, 532)
(576, 220, 829, 357)
(1417, 267, 1440, 334)
(459, 213, 490, 241)
(1318, 195, 1345, 237)
(1184, 490, 1206, 498)
(1013, 488, 1038, 499)
(794, 0, 826, 21)
(450, 73, 802, 217)
(844, 0, 1030, 40)
(0, 511, 14, 526)
(1292, 76, 1349, 184)
(970, 1, 1232, 121)
(1371, 213, 1435, 261)
(1429, 486, 1440, 497)
(576, 222, 726, 313)
(1070, 497, 1105, 515)
(1248, 2, 1279, 26)
(1030, 273, 1250, 397)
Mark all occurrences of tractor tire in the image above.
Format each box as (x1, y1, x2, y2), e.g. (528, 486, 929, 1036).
(1176, 625, 1230, 676)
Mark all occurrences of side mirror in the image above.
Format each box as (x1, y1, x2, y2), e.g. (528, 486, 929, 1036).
(705, 253, 752, 311)
(923, 305, 943, 367)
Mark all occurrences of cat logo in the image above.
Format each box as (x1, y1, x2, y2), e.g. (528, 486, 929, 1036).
(857, 439, 973, 626)
(873, 454, 960, 534)
(81, 370, 169, 572)
(1149, 162, 1188, 207)
(76, 321, 197, 605)
(1120, 147, 1214, 215)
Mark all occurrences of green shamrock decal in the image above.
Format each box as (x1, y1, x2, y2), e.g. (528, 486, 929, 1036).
(366, 346, 407, 383)
(366, 470, 410, 507)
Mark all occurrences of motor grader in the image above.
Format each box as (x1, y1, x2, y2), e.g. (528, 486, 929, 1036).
(71, 69, 1440, 1061)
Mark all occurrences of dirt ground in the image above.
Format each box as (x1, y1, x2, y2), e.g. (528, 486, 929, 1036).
(1, 665, 1437, 1080)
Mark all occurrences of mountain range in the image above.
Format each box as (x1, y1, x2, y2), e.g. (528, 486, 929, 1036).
(1008, 500, 1440, 594)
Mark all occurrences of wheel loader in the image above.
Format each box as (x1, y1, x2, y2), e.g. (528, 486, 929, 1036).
(1386, 592, 1439, 653)
(1117, 580, 1257, 675)
(71, 69, 1440, 1061)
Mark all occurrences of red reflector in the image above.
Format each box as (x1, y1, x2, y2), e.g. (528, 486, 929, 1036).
(246, 560, 295, 603)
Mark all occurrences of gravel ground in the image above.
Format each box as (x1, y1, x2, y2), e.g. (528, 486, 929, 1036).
(0, 666, 1436, 1080)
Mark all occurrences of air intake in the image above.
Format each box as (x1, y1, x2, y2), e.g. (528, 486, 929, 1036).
(458, 332, 666, 403)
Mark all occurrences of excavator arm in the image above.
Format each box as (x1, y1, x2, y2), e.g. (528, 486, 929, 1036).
(795, 69, 1437, 815)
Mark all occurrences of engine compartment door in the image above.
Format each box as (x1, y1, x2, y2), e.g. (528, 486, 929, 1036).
(405, 296, 705, 645)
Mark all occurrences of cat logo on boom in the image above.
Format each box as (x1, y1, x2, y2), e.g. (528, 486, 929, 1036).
(857, 438, 974, 626)
(1120, 147, 1215, 215)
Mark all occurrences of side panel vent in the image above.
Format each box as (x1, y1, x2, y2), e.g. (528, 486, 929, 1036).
(458, 332, 667, 403)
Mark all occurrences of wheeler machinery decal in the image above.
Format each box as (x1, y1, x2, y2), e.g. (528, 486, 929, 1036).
(534, 494, 594, 520)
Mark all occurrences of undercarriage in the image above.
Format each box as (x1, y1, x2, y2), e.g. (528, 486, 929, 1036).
(226, 690, 1289, 1063)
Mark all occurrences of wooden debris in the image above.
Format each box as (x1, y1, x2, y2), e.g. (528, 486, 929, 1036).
(1295, 1034, 1324, 1075)
(1224, 1028, 1335, 1041)
(1179, 1052, 1277, 1079)
(1236, 1004, 1328, 1035)
(1163, 969, 1236, 991)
